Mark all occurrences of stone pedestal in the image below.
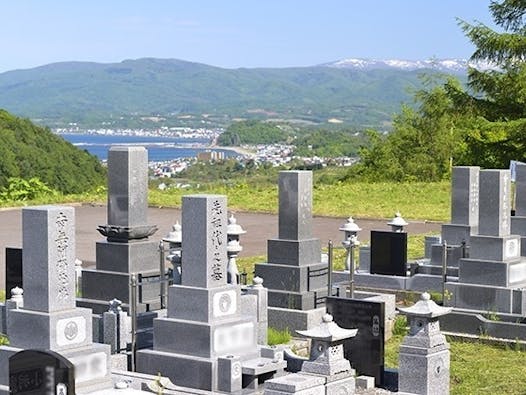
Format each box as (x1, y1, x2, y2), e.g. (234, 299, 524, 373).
(255, 171, 328, 331)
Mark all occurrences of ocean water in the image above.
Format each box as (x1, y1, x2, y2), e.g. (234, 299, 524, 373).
(60, 133, 235, 161)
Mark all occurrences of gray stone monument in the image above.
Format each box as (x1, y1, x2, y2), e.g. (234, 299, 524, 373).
(0, 206, 112, 394)
(431, 166, 480, 267)
(255, 171, 327, 331)
(512, 163, 526, 256)
(136, 195, 285, 392)
(79, 146, 160, 314)
(398, 292, 451, 395)
(446, 169, 526, 314)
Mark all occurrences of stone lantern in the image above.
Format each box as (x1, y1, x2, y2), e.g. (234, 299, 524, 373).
(397, 292, 452, 395)
(226, 213, 246, 284)
(158, 221, 183, 308)
(339, 217, 361, 297)
(296, 313, 357, 393)
(388, 212, 408, 232)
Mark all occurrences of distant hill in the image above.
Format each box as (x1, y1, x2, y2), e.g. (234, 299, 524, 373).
(0, 58, 465, 129)
(0, 109, 105, 193)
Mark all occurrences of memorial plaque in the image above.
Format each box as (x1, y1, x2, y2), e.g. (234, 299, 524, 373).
(9, 349, 75, 395)
(326, 296, 385, 386)
(5, 247, 23, 294)
(370, 230, 407, 276)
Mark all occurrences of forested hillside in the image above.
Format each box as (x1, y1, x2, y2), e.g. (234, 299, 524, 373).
(0, 109, 105, 193)
(0, 58, 437, 128)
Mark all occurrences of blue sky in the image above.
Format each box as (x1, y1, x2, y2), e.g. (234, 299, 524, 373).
(0, 1, 495, 73)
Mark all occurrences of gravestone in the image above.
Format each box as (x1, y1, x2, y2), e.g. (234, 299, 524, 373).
(431, 166, 480, 267)
(79, 146, 161, 314)
(5, 247, 22, 294)
(254, 171, 327, 331)
(9, 350, 74, 395)
(512, 163, 526, 256)
(445, 169, 526, 314)
(136, 195, 285, 392)
(0, 206, 112, 394)
(326, 296, 385, 386)
(369, 231, 407, 276)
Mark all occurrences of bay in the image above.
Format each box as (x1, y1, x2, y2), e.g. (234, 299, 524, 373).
(60, 133, 236, 161)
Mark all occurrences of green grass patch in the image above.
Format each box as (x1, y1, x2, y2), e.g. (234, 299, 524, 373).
(0, 181, 451, 222)
(267, 327, 292, 346)
(386, 335, 526, 394)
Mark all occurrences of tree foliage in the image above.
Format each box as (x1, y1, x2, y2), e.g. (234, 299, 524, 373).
(354, 0, 526, 181)
(0, 109, 106, 193)
(218, 120, 292, 146)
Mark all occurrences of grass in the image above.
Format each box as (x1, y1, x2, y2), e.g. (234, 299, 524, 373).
(385, 334, 526, 394)
(150, 181, 451, 221)
(267, 327, 292, 346)
(0, 181, 451, 221)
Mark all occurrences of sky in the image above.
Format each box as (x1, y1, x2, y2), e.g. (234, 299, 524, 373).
(0, 1, 496, 73)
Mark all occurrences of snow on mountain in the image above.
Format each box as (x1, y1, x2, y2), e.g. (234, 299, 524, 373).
(322, 58, 496, 73)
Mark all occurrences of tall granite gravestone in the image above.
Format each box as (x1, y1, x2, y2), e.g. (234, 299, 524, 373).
(136, 195, 286, 392)
(511, 163, 526, 256)
(255, 171, 327, 331)
(430, 166, 480, 268)
(0, 206, 112, 394)
(79, 146, 160, 314)
(445, 170, 526, 313)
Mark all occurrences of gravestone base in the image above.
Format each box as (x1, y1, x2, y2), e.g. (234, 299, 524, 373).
(469, 234, 521, 261)
(511, 217, 526, 256)
(152, 316, 257, 358)
(264, 373, 326, 395)
(398, 344, 450, 395)
(254, 262, 328, 293)
(7, 307, 93, 351)
(351, 272, 407, 290)
(429, 243, 464, 267)
(95, 239, 159, 273)
(445, 282, 526, 315)
(441, 223, 475, 246)
(266, 238, 321, 267)
(267, 288, 327, 310)
(268, 306, 326, 332)
(458, 258, 526, 287)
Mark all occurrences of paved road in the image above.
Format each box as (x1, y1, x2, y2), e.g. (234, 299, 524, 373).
(0, 204, 441, 292)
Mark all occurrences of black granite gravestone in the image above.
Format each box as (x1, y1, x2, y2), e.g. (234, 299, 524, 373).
(5, 247, 23, 293)
(326, 296, 385, 386)
(9, 350, 75, 395)
(370, 230, 407, 276)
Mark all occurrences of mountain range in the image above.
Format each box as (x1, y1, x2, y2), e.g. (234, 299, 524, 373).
(0, 57, 470, 129)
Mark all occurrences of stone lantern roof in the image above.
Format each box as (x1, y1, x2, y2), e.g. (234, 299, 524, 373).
(388, 212, 408, 228)
(339, 217, 362, 233)
(163, 221, 182, 244)
(397, 292, 452, 318)
(297, 313, 358, 342)
(227, 214, 246, 236)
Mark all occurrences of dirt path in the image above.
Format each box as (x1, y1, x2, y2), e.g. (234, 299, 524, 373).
(0, 204, 441, 292)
